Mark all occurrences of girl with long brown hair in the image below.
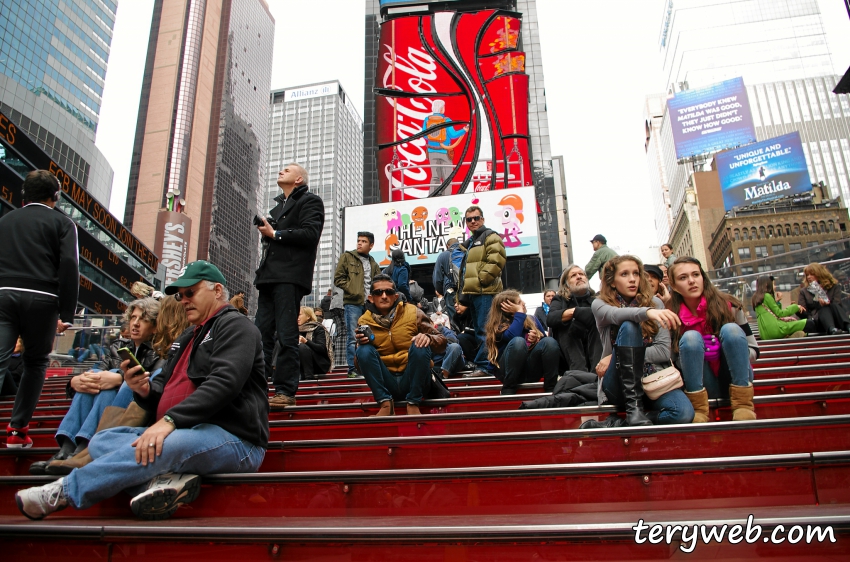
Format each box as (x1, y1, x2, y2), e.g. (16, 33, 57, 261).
(484, 290, 559, 395)
(797, 263, 848, 335)
(669, 257, 759, 422)
(584, 255, 690, 428)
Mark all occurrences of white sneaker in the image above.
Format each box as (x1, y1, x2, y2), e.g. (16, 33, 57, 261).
(15, 478, 68, 520)
(130, 473, 201, 520)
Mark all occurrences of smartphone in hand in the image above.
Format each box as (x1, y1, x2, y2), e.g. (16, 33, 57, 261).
(117, 347, 143, 369)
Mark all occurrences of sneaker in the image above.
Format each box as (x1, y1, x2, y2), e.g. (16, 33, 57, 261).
(6, 424, 32, 449)
(269, 393, 296, 410)
(347, 371, 359, 378)
(130, 473, 201, 520)
(15, 478, 68, 520)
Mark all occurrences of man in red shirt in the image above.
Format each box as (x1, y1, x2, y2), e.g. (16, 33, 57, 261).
(16, 261, 269, 520)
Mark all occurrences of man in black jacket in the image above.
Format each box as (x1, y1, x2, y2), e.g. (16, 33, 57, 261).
(16, 261, 269, 521)
(547, 264, 602, 373)
(0, 170, 78, 448)
(254, 163, 324, 409)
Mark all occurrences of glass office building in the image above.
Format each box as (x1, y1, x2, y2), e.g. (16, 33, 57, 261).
(266, 81, 364, 307)
(0, 0, 116, 203)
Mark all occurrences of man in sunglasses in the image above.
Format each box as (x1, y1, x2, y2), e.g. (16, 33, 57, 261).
(16, 261, 268, 521)
(459, 205, 506, 376)
(354, 275, 447, 416)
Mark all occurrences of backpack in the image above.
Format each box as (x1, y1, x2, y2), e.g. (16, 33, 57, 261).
(449, 246, 464, 290)
(409, 280, 424, 303)
(425, 115, 447, 143)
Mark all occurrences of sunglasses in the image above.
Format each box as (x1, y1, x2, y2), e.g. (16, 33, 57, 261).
(173, 287, 198, 301)
(465, 215, 483, 223)
(370, 288, 397, 297)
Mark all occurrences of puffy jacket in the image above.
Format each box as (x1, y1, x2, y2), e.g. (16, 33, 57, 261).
(584, 244, 618, 281)
(460, 228, 506, 295)
(134, 305, 269, 448)
(334, 250, 381, 305)
(254, 184, 325, 291)
(358, 301, 447, 373)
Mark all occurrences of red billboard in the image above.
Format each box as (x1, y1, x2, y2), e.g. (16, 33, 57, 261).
(376, 9, 533, 202)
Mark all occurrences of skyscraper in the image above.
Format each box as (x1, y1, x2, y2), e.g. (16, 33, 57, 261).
(265, 81, 364, 307)
(0, 0, 116, 203)
(646, 0, 849, 252)
(124, 0, 274, 301)
(363, 0, 566, 284)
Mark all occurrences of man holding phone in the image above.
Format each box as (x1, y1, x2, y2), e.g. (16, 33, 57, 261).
(16, 261, 269, 521)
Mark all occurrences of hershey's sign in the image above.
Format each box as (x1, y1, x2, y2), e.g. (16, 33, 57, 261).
(154, 211, 193, 286)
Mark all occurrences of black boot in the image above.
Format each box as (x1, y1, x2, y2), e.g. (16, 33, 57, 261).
(616, 345, 652, 426)
(580, 413, 627, 429)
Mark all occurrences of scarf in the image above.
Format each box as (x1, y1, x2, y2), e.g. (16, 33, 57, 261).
(678, 296, 720, 376)
(370, 306, 398, 330)
(541, 302, 550, 314)
(610, 294, 656, 376)
(806, 281, 830, 304)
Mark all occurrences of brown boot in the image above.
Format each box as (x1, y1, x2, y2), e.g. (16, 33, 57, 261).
(114, 402, 151, 427)
(685, 389, 710, 423)
(406, 403, 421, 416)
(730, 383, 756, 421)
(371, 401, 394, 417)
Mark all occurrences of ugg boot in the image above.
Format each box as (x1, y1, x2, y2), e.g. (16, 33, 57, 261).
(616, 346, 652, 426)
(685, 388, 710, 423)
(406, 403, 421, 416)
(371, 401, 394, 417)
(730, 383, 756, 421)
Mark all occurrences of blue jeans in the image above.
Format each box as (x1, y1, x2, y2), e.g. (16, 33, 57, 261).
(434, 342, 463, 376)
(56, 371, 158, 444)
(88, 344, 104, 360)
(74, 348, 91, 363)
(679, 324, 753, 399)
(602, 321, 693, 425)
(355, 344, 431, 405)
(468, 294, 494, 370)
(63, 424, 266, 510)
(344, 304, 366, 372)
(498, 336, 560, 394)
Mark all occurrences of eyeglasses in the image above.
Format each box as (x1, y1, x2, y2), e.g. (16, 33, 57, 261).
(370, 288, 397, 297)
(174, 288, 197, 301)
(465, 215, 483, 223)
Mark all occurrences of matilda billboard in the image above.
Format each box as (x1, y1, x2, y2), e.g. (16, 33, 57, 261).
(375, 9, 533, 201)
(667, 77, 756, 160)
(715, 132, 812, 210)
(344, 186, 540, 266)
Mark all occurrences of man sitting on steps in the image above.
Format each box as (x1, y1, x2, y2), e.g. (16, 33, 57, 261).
(15, 261, 269, 521)
(355, 274, 447, 416)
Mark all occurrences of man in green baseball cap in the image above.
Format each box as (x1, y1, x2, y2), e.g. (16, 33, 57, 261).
(16, 260, 270, 521)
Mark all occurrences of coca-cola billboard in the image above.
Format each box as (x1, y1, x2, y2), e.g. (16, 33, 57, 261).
(376, 9, 533, 202)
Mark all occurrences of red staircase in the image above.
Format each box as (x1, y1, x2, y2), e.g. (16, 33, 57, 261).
(1, 334, 850, 559)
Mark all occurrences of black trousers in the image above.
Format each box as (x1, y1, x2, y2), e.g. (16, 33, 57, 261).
(0, 290, 60, 428)
(814, 303, 846, 332)
(298, 344, 330, 380)
(255, 283, 307, 397)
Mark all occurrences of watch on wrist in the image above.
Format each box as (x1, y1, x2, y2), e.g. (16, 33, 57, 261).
(162, 414, 176, 426)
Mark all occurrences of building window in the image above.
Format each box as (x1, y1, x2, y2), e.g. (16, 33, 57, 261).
(734, 229, 740, 241)
(772, 244, 785, 255)
(789, 243, 802, 252)
(741, 266, 754, 275)
(738, 247, 751, 260)
(759, 226, 766, 239)
(802, 224, 809, 235)
(793, 224, 800, 235)
(755, 246, 768, 259)
(742, 230, 749, 241)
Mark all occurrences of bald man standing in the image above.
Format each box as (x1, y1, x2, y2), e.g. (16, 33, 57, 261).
(255, 163, 324, 409)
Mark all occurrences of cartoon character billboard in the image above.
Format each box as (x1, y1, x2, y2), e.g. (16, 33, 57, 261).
(344, 186, 540, 266)
(715, 132, 812, 210)
(375, 9, 533, 202)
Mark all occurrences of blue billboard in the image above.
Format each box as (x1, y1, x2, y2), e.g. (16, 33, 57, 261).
(715, 132, 812, 210)
(666, 77, 756, 160)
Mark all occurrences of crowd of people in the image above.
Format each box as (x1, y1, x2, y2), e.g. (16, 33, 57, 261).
(2, 165, 848, 522)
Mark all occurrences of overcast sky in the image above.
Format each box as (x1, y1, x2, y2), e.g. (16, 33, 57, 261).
(97, 0, 850, 273)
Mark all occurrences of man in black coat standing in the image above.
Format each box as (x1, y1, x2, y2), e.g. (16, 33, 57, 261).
(0, 170, 78, 448)
(547, 264, 602, 373)
(254, 163, 324, 409)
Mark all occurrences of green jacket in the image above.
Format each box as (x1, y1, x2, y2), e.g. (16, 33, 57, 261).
(755, 293, 807, 340)
(461, 228, 506, 295)
(585, 244, 618, 281)
(334, 250, 380, 306)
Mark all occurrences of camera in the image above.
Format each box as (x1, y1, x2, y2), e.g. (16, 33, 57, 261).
(355, 325, 375, 343)
(253, 215, 276, 227)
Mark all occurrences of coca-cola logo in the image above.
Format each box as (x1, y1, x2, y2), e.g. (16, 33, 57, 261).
(380, 44, 441, 196)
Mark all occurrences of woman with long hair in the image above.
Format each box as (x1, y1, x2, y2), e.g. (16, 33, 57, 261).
(484, 290, 559, 395)
(297, 306, 332, 380)
(584, 255, 691, 428)
(753, 276, 809, 340)
(669, 257, 759, 422)
(797, 263, 848, 335)
(152, 295, 190, 359)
